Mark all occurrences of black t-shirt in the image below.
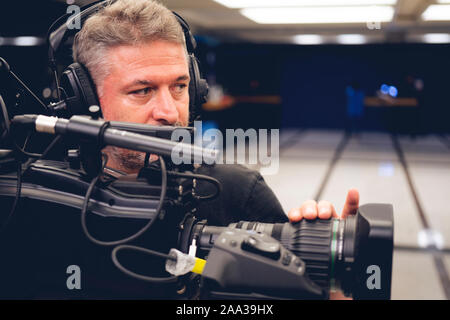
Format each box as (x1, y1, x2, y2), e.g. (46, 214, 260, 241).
(195, 164, 288, 226)
(0, 163, 288, 299)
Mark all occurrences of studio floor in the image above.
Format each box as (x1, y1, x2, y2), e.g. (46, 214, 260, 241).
(260, 129, 450, 300)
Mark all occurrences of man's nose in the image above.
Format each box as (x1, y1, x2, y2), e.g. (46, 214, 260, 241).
(151, 87, 179, 125)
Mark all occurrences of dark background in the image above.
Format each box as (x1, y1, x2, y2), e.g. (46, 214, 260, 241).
(198, 42, 450, 134)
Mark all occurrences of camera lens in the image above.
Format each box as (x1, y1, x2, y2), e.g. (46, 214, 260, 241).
(227, 203, 394, 299)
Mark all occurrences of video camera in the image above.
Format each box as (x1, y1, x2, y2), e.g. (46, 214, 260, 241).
(0, 57, 394, 299)
(179, 203, 393, 300)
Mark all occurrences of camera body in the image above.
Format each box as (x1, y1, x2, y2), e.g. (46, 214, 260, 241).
(178, 203, 394, 300)
(194, 228, 326, 299)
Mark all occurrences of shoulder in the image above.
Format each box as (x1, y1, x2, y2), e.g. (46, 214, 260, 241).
(196, 164, 264, 203)
(197, 164, 261, 186)
(195, 164, 288, 225)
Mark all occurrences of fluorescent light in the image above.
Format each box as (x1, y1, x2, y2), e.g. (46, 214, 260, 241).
(423, 33, 450, 43)
(437, 0, 450, 3)
(0, 36, 44, 46)
(13, 37, 42, 46)
(337, 34, 367, 44)
(214, 0, 397, 8)
(241, 6, 394, 24)
(422, 4, 450, 21)
(293, 34, 324, 45)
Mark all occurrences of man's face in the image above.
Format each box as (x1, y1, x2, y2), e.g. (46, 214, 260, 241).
(100, 40, 190, 125)
(98, 40, 190, 172)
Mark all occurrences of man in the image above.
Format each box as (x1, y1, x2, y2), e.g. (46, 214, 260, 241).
(71, 0, 359, 298)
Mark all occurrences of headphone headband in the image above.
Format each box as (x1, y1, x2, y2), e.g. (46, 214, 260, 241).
(48, 0, 198, 66)
(48, 0, 113, 67)
(47, 0, 208, 120)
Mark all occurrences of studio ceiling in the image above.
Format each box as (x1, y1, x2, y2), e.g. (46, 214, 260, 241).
(17, 0, 450, 44)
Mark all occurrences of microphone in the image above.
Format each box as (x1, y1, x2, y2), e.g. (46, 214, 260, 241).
(11, 115, 218, 164)
(108, 121, 195, 140)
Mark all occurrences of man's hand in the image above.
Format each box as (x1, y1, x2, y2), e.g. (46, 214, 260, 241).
(287, 188, 360, 300)
(288, 188, 360, 222)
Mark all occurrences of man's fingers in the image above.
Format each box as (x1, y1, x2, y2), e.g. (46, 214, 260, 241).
(300, 200, 318, 220)
(288, 208, 303, 222)
(341, 188, 360, 219)
(291, 199, 340, 222)
(317, 200, 337, 219)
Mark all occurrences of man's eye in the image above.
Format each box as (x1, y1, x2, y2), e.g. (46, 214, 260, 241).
(173, 84, 187, 93)
(130, 88, 151, 96)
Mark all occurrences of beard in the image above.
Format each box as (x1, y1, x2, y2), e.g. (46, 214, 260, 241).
(106, 146, 147, 172)
(103, 121, 185, 173)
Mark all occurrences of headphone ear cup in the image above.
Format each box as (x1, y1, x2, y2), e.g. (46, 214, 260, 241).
(60, 63, 100, 116)
(188, 55, 208, 121)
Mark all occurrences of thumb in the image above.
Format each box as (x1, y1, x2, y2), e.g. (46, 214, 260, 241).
(341, 188, 359, 219)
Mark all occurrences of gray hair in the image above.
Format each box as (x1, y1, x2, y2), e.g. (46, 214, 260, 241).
(72, 0, 186, 98)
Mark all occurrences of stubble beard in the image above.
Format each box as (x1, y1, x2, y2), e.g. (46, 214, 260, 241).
(106, 146, 147, 173)
(104, 121, 186, 173)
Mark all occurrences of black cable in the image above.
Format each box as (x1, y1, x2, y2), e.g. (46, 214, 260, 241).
(10, 123, 43, 159)
(5, 105, 41, 158)
(22, 132, 31, 151)
(8, 71, 48, 112)
(168, 170, 222, 201)
(144, 153, 150, 168)
(81, 156, 177, 283)
(0, 133, 63, 234)
(107, 166, 221, 201)
(0, 162, 22, 234)
(0, 124, 34, 233)
(40, 135, 63, 159)
(13, 134, 62, 170)
(111, 245, 178, 284)
(13, 140, 42, 158)
(0, 95, 10, 137)
(81, 156, 168, 246)
(23, 135, 63, 171)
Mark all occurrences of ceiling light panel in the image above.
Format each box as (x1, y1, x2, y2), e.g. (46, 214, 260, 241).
(336, 34, 367, 44)
(422, 5, 450, 21)
(293, 34, 324, 44)
(423, 33, 450, 43)
(241, 6, 394, 24)
(213, 0, 397, 8)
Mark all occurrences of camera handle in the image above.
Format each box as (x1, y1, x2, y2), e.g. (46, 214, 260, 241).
(196, 228, 327, 300)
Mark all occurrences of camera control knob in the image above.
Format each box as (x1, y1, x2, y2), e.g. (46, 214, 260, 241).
(241, 235, 281, 260)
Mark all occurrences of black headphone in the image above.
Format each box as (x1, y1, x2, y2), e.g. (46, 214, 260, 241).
(48, 0, 208, 120)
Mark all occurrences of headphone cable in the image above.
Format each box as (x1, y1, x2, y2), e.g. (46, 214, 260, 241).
(80, 155, 168, 246)
(111, 244, 178, 284)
